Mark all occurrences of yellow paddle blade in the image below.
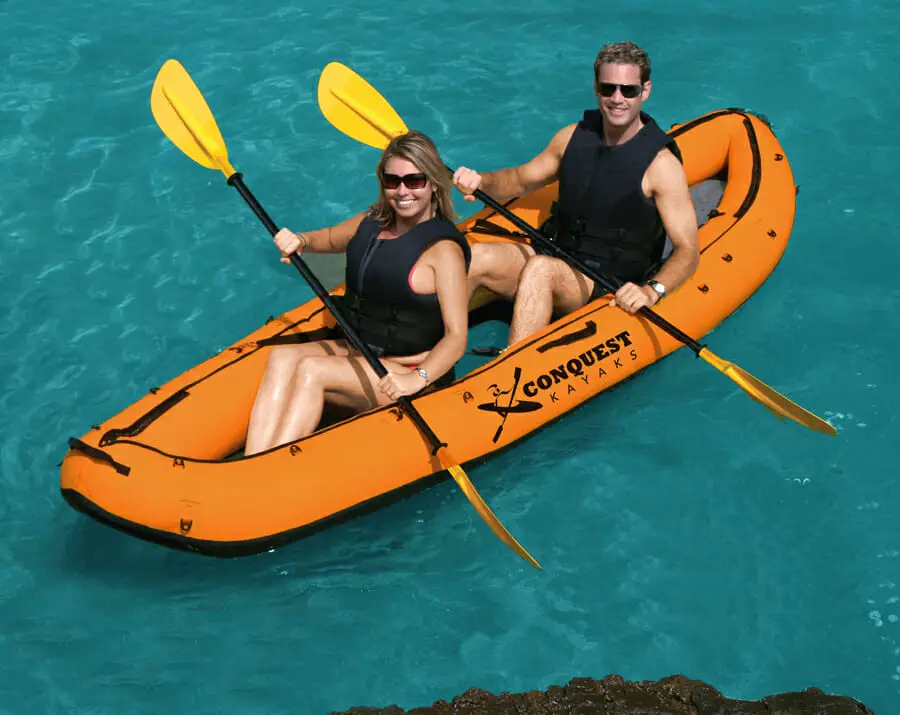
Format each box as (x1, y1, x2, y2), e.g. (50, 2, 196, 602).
(151, 59, 235, 177)
(699, 348, 837, 436)
(317, 62, 408, 150)
(444, 461, 541, 570)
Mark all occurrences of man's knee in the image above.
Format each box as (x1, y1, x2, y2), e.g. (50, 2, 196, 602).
(519, 254, 559, 286)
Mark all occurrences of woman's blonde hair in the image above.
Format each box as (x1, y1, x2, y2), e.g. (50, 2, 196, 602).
(370, 130, 457, 225)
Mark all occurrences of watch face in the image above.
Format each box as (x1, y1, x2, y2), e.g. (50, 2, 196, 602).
(651, 281, 665, 295)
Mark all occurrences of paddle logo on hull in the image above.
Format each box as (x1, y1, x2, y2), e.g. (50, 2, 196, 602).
(477, 367, 543, 443)
(475, 330, 639, 442)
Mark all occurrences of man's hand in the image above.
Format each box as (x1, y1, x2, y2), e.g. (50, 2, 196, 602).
(452, 167, 482, 202)
(609, 281, 659, 314)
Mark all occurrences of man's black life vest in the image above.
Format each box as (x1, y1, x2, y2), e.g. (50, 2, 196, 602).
(546, 110, 682, 283)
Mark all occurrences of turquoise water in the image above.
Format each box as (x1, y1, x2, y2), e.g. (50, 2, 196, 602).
(2, 0, 897, 712)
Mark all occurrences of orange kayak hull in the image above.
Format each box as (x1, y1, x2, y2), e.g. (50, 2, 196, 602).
(60, 110, 796, 555)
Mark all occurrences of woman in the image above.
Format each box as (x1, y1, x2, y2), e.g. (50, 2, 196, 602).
(245, 131, 470, 456)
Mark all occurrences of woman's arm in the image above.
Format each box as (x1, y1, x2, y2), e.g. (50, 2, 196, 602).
(412, 241, 469, 383)
(376, 240, 469, 399)
(275, 211, 368, 259)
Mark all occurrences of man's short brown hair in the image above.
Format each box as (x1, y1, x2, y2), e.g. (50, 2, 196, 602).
(594, 41, 651, 85)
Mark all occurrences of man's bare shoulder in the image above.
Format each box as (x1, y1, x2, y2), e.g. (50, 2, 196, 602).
(646, 146, 689, 191)
(547, 123, 578, 156)
(650, 146, 685, 171)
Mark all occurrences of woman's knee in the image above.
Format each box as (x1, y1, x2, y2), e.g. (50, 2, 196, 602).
(266, 341, 334, 373)
(293, 354, 328, 386)
(293, 355, 377, 409)
(264, 345, 304, 377)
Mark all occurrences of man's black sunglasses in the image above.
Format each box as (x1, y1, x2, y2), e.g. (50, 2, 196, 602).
(597, 82, 643, 99)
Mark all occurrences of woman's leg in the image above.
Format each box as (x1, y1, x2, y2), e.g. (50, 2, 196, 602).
(245, 339, 349, 455)
(268, 354, 409, 450)
(467, 241, 536, 302)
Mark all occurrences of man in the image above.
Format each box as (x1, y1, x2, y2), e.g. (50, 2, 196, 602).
(453, 41, 700, 345)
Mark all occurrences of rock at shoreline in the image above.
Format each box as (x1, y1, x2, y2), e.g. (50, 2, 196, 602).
(332, 674, 873, 714)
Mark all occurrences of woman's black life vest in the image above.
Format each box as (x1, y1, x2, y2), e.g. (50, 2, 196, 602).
(545, 110, 682, 283)
(337, 213, 471, 356)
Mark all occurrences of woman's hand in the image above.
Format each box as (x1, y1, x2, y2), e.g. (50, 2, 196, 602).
(274, 228, 307, 264)
(378, 369, 427, 401)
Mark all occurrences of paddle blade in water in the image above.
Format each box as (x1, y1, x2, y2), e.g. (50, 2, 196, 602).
(444, 461, 541, 570)
(151, 59, 234, 176)
(699, 348, 837, 435)
(318, 62, 408, 150)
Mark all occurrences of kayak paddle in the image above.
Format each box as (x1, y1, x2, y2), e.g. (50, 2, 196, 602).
(317, 61, 836, 437)
(150, 59, 541, 569)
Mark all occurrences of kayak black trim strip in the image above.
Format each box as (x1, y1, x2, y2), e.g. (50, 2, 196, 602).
(66, 438, 131, 476)
(99, 389, 190, 446)
(733, 116, 762, 219)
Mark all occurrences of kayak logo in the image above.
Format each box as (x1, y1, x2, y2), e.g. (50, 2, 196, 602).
(477, 367, 543, 443)
(523, 330, 637, 403)
(476, 330, 637, 441)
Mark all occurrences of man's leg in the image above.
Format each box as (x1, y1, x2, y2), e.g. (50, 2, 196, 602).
(508, 255, 595, 345)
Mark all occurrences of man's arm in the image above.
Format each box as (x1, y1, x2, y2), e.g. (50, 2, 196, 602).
(454, 124, 576, 202)
(609, 148, 700, 314)
(646, 148, 700, 294)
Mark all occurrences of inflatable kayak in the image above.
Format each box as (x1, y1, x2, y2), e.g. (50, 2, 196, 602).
(60, 109, 796, 556)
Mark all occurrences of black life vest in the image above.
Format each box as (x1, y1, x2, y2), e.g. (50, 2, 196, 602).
(546, 110, 681, 282)
(338, 213, 471, 356)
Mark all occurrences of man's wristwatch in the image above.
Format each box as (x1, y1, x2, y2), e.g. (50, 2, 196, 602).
(647, 280, 666, 302)
(416, 368, 429, 385)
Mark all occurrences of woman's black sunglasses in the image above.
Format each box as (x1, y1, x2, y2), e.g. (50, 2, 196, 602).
(382, 172, 428, 190)
(597, 82, 643, 99)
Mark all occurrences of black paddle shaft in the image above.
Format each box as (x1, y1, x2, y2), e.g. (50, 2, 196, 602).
(225, 172, 447, 453)
(443, 164, 705, 354)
